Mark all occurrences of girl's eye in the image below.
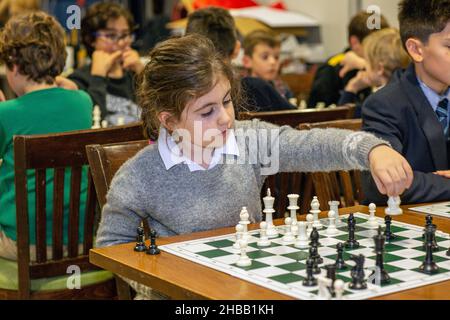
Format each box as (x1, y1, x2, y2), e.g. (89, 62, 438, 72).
(201, 109, 214, 117)
(224, 99, 232, 105)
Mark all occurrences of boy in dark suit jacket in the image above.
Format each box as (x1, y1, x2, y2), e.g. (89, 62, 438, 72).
(362, 0, 450, 204)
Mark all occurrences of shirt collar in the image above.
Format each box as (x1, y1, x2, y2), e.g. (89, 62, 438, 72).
(417, 76, 450, 112)
(157, 127, 239, 172)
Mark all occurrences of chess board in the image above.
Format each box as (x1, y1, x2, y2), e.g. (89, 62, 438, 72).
(409, 202, 450, 219)
(160, 213, 450, 300)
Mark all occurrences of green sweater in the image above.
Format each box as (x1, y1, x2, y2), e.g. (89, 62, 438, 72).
(0, 87, 93, 244)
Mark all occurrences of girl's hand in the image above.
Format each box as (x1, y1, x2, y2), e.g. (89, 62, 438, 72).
(345, 70, 371, 94)
(368, 145, 413, 196)
(434, 170, 450, 179)
(339, 51, 367, 78)
(122, 48, 144, 74)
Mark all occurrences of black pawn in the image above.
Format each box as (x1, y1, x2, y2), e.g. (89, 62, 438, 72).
(309, 227, 321, 247)
(325, 264, 337, 297)
(335, 242, 348, 270)
(349, 254, 367, 290)
(384, 216, 397, 241)
(419, 224, 439, 274)
(134, 226, 147, 252)
(303, 259, 318, 287)
(369, 226, 390, 284)
(146, 229, 161, 255)
(345, 213, 360, 249)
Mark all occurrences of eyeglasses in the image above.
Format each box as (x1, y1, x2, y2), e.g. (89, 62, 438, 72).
(95, 31, 135, 44)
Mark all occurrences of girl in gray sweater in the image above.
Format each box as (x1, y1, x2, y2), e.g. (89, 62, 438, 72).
(95, 34, 413, 298)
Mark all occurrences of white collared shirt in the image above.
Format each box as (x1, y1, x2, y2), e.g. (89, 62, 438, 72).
(157, 127, 240, 172)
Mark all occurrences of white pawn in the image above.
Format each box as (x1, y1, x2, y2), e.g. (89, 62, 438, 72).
(239, 207, 251, 241)
(306, 213, 314, 236)
(328, 200, 341, 226)
(257, 222, 271, 247)
(385, 196, 403, 215)
(236, 240, 252, 267)
(282, 217, 296, 244)
(310, 196, 323, 229)
(334, 279, 345, 300)
(318, 276, 333, 299)
(367, 203, 379, 229)
(326, 210, 339, 236)
(294, 221, 309, 249)
(233, 224, 244, 250)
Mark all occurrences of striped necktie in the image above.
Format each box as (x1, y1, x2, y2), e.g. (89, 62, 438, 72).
(436, 98, 448, 136)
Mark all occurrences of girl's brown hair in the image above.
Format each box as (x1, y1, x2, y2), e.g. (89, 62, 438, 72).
(0, 11, 66, 84)
(137, 34, 242, 140)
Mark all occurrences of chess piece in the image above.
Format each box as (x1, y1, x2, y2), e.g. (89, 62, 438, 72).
(294, 221, 309, 249)
(318, 276, 333, 299)
(282, 217, 296, 244)
(345, 213, 360, 249)
(309, 227, 321, 247)
(236, 240, 252, 267)
(302, 259, 317, 287)
(333, 279, 345, 300)
(117, 116, 125, 126)
(239, 207, 250, 241)
(328, 200, 341, 226)
(92, 105, 101, 129)
(287, 194, 300, 234)
(422, 215, 438, 251)
(233, 224, 245, 250)
(309, 244, 323, 267)
(326, 210, 339, 236)
(349, 254, 367, 290)
(419, 224, 439, 274)
(385, 196, 403, 215)
(146, 229, 160, 255)
(134, 226, 147, 252)
(306, 213, 314, 236)
(335, 242, 348, 270)
(369, 226, 390, 284)
(384, 215, 397, 241)
(263, 189, 279, 238)
(367, 203, 379, 229)
(446, 246, 450, 257)
(310, 196, 323, 229)
(257, 221, 271, 247)
(325, 264, 337, 297)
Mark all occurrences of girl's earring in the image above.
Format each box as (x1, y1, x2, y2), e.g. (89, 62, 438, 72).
(172, 129, 182, 143)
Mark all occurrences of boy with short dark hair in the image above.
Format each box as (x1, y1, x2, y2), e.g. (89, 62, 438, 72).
(0, 12, 93, 260)
(361, 0, 450, 204)
(242, 30, 294, 100)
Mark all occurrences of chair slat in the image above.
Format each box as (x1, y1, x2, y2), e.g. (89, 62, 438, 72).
(35, 168, 47, 263)
(83, 173, 97, 255)
(68, 166, 82, 258)
(52, 168, 65, 260)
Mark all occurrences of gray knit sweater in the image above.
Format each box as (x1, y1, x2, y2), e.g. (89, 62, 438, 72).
(96, 119, 386, 247)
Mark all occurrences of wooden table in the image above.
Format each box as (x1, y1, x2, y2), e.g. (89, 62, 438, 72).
(89, 204, 450, 300)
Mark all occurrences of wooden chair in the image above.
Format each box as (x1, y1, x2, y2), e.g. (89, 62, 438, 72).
(298, 119, 363, 209)
(86, 140, 149, 299)
(0, 122, 146, 300)
(238, 104, 355, 128)
(280, 69, 316, 102)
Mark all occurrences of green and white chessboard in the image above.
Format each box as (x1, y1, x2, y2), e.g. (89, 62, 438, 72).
(160, 213, 450, 300)
(409, 202, 450, 219)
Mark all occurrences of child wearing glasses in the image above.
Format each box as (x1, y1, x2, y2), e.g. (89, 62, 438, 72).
(69, 2, 143, 126)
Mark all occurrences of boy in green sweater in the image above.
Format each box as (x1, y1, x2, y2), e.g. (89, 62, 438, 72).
(0, 12, 93, 260)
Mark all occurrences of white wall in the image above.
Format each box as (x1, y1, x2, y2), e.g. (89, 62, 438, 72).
(283, 0, 401, 59)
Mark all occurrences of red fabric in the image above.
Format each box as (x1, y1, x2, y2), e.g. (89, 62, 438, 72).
(270, 2, 286, 10)
(193, 0, 259, 9)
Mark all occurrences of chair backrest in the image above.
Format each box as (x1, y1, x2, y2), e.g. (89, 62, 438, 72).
(86, 140, 149, 209)
(238, 104, 355, 128)
(297, 118, 363, 209)
(280, 68, 316, 102)
(13, 122, 146, 299)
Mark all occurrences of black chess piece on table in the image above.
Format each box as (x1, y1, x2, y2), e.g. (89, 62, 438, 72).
(309, 227, 321, 247)
(302, 259, 318, 287)
(345, 213, 359, 249)
(419, 224, 439, 274)
(134, 226, 147, 252)
(335, 242, 348, 270)
(349, 254, 367, 290)
(325, 264, 337, 297)
(369, 226, 390, 284)
(384, 215, 397, 241)
(146, 229, 161, 255)
(309, 246, 322, 274)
